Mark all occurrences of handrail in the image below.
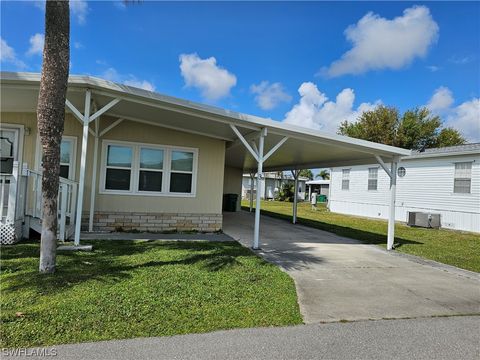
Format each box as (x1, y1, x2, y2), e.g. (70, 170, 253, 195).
(26, 169, 79, 186)
(25, 168, 78, 241)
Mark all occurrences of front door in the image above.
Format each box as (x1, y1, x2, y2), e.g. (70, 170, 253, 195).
(0, 127, 20, 221)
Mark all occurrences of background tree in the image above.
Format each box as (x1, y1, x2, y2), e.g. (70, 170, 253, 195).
(338, 105, 466, 150)
(316, 169, 330, 180)
(298, 169, 314, 180)
(434, 128, 466, 148)
(37, 0, 70, 273)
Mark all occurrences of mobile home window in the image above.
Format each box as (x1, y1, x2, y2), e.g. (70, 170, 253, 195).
(59, 139, 74, 179)
(36, 136, 77, 180)
(454, 162, 472, 194)
(341, 169, 350, 190)
(101, 141, 197, 196)
(105, 145, 133, 191)
(138, 147, 164, 192)
(368, 168, 378, 191)
(170, 151, 194, 193)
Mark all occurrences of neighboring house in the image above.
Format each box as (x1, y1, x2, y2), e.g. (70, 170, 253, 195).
(306, 179, 330, 200)
(0, 72, 409, 246)
(328, 144, 480, 233)
(241, 172, 308, 201)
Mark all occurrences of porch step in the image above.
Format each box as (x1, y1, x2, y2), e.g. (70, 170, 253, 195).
(26, 216, 74, 240)
(29, 216, 42, 234)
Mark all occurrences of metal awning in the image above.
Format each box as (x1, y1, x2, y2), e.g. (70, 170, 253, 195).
(1, 72, 410, 170)
(1, 72, 411, 251)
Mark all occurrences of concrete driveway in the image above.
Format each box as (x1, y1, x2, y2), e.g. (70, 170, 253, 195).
(223, 211, 480, 323)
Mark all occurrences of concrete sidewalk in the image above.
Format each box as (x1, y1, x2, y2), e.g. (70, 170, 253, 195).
(80, 231, 234, 242)
(223, 212, 480, 323)
(11, 316, 480, 360)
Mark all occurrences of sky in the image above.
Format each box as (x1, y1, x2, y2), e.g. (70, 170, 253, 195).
(1, 1, 479, 143)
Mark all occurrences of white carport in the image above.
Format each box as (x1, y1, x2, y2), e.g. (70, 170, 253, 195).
(1, 72, 410, 250)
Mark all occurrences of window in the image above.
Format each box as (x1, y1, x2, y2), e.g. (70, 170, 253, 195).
(105, 145, 133, 190)
(454, 162, 472, 194)
(59, 139, 74, 179)
(398, 167, 406, 177)
(101, 141, 197, 196)
(36, 136, 76, 179)
(139, 147, 163, 192)
(341, 169, 350, 190)
(368, 168, 378, 190)
(170, 151, 193, 193)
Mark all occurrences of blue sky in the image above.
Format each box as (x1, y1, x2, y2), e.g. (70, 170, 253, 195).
(1, 1, 479, 141)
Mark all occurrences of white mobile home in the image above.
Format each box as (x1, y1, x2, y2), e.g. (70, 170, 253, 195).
(1, 72, 409, 250)
(328, 144, 480, 233)
(241, 172, 308, 201)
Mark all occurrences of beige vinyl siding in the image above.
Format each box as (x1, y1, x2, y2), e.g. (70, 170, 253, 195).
(223, 166, 243, 211)
(1, 112, 226, 215)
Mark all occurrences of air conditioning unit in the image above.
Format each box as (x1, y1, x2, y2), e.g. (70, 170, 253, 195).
(407, 212, 441, 229)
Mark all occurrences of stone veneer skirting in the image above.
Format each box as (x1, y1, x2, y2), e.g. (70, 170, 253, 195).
(81, 212, 222, 233)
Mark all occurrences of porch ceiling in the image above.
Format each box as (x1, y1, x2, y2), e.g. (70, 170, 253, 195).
(1, 72, 411, 172)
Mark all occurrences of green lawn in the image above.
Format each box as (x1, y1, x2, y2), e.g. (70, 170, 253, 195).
(242, 200, 480, 272)
(0, 240, 302, 348)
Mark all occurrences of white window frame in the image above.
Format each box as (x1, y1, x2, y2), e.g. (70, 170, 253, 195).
(341, 169, 350, 190)
(99, 140, 198, 197)
(453, 162, 472, 194)
(35, 135, 77, 180)
(368, 167, 378, 191)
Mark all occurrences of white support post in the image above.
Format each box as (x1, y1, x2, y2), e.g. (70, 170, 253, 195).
(73, 90, 91, 246)
(6, 161, 19, 224)
(249, 172, 254, 212)
(292, 169, 299, 224)
(88, 118, 99, 232)
(253, 128, 267, 249)
(59, 183, 68, 242)
(387, 159, 398, 250)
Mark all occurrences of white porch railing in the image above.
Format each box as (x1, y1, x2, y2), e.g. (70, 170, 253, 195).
(1, 161, 27, 244)
(25, 168, 78, 241)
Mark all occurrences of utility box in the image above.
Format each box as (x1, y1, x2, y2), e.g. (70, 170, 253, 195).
(407, 212, 441, 229)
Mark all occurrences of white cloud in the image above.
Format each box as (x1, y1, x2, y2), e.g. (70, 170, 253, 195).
(283, 82, 379, 133)
(27, 33, 44, 56)
(71, 0, 88, 24)
(250, 81, 292, 110)
(34, 1, 88, 24)
(427, 87, 480, 142)
(101, 67, 155, 92)
(426, 65, 440, 72)
(426, 86, 454, 113)
(322, 6, 439, 77)
(0, 37, 26, 68)
(449, 55, 473, 65)
(124, 79, 155, 92)
(179, 53, 237, 100)
(114, 1, 127, 10)
(74, 41, 84, 49)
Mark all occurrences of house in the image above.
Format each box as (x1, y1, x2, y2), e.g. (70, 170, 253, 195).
(328, 144, 480, 233)
(0, 72, 410, 250)
(305, 179, 330, 201)
(241, 172, 308, 201)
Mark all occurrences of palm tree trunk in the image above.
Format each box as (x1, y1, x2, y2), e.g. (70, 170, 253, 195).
(37, 0, 70, 273)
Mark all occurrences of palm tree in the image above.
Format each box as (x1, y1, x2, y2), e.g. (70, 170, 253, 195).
(37, 0, 70, 273)
(316, 170, 330, 180)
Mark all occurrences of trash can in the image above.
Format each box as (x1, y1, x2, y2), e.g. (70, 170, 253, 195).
(317, 194, 327, 203)
(223, 194, 238, 212)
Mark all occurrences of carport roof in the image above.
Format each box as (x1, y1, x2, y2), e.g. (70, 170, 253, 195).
(1, 72, 411, 171)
